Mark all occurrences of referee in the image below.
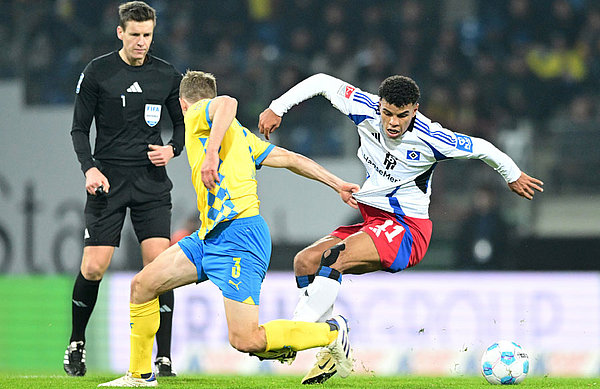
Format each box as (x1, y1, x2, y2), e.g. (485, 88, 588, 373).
(65, 1, 183, 377)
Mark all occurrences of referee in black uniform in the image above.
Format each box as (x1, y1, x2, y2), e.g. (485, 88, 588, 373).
(65, 1, 183, 377)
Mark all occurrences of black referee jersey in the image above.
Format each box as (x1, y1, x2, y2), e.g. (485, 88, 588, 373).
(70, 51, 185, 174)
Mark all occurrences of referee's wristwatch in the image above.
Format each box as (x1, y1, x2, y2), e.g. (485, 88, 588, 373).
(167, 142, 178, 156)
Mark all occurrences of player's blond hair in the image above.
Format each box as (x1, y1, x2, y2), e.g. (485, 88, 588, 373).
(180, 70, 217, 103)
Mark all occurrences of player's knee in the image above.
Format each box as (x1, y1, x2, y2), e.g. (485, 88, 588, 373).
(80, 261, 107, 280)
(130, 273, 143, 300)
(130, 272, 156, 302)
(320, 243, 346, 268)
(293, 248, 321, 275)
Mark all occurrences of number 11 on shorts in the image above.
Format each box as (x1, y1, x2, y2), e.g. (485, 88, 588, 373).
(371, 220, 404, 243)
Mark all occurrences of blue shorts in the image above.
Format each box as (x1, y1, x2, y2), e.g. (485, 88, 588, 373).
(177, 215, 271, 305)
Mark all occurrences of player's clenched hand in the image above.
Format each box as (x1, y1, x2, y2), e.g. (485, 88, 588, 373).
(507, 172, 544, 200)
(85, 167, 110, 195)
(258, 108, 282, 140)
(147, 144, 174, 166)
(201, 150, 220, 190)
(339, 182, 360, 209)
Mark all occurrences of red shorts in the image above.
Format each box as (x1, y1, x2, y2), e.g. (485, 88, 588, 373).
(330, 203, 432, 272)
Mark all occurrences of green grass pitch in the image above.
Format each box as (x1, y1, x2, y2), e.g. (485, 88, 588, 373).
(1, 373, 598, 388)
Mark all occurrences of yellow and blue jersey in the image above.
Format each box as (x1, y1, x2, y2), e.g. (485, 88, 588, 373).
(185, 98, 274, 239)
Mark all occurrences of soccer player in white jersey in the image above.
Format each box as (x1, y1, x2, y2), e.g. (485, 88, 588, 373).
(258, 73, 544, 384)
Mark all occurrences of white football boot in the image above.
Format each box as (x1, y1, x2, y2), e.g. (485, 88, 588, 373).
(325, 315, 353, 378)
(98, 371, 157, 387)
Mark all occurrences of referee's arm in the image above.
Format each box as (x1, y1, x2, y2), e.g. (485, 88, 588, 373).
(70, 70, 98, 175)
(165, 74, 185, 157)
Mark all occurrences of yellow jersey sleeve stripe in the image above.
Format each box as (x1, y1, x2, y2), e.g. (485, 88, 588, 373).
(255, 144, 275, 167)
(205, 100, 212, 127)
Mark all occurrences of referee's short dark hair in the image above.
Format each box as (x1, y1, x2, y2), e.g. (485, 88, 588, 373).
(118, 1, 156, 29)
(378, 75, 420, 107)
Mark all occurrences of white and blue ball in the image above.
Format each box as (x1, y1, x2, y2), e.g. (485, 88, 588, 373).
(481, 340, 530, 385)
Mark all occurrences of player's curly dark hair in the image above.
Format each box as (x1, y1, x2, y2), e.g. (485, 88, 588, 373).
(378, 75, 420, 107)
(118, 1, 156, 29)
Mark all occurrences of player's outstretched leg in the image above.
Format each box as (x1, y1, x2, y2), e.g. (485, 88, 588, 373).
(64, 341, 87, 377)
(97, 371, 157, 387)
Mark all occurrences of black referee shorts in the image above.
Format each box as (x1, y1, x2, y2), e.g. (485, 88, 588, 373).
(84, 161, 172, 247)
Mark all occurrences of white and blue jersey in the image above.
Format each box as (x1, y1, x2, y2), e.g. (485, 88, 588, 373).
(269, 73, 521, 219)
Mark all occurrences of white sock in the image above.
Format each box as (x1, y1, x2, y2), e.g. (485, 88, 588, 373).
(292, 276, 340, 322)
(292, 286, 308, 320)
(317, 305, 334, 323)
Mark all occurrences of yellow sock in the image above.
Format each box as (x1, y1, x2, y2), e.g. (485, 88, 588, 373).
(129, 298, 160, 378)
(261, 320, 338, 351)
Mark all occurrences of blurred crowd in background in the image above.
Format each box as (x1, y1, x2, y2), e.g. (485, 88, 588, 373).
(2, 0, 599, 189)
(1, 0, 599, 269)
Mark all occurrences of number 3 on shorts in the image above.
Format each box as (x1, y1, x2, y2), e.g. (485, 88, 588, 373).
(231, 257, 241, 278)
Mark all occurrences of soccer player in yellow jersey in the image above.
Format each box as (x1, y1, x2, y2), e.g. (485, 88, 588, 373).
(99, 70, 359, 387)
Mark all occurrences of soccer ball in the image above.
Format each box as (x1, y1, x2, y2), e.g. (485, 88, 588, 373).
(481, 340, 530, 385)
